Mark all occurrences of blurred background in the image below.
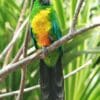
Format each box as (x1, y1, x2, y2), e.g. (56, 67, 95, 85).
(0, 0, 100, 100)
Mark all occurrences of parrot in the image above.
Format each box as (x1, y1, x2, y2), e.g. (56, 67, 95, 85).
(30, 0, 64, 100)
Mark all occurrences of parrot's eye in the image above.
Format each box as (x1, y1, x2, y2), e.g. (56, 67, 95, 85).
(39, 0, 50, 5)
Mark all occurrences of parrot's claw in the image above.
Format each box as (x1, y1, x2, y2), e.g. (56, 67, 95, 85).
(40, 47, 48, 59)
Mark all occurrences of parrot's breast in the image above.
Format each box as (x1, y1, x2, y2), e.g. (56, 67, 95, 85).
(37, 33, 51, 47)
(31, 8, 52, 47)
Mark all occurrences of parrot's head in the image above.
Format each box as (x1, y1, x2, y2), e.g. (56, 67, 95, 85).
(39, 0, 50, 5)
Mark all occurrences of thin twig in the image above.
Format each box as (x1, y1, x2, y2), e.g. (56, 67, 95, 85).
(3, 48, 13, 67)
(0, 59, 93, 98)
(70, 0, 84, 32)
(12, 46, 35, 63)
(2, 0, 29, 67)
(0, 17, 29, 61)
(0, 50, 41, 79)
(0, 47, 23, 82)
(64, 60, 92, 79)
(16, 0, 32, 99)
(16, 26, 29, 100)
(12, 47, 24, 63)
(0, 23, 100, 79)
(0, 0, 29, 83)
(0, 85, 40, 99)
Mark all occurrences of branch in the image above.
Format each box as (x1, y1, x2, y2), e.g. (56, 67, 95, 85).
(0, 59, 92, 98)
(12, 47, 24, 63)
(0, 17, 29, 61)
(0, 0, 29, 82)
(47, 23, 100, 52)
(0, 85, 40, 99)
(64, 59, 92, 79)
(70, 0, 84, 32)
(16, 25, 29, 100)
(0, 23, 100, 79)
(15, 0, 29, 99)
(12, 46, 35, 63)
(3, 0, 29, 64)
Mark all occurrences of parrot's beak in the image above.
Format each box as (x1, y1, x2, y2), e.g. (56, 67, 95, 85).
(39, 0, 50, 5)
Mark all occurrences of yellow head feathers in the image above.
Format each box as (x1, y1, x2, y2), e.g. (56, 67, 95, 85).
(31, 8, 51, 34)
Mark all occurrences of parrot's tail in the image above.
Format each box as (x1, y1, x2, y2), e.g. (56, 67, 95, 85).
(40, 54, 64, 100)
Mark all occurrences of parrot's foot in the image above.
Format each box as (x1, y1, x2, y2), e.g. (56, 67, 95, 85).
(40, 47, 48, 59)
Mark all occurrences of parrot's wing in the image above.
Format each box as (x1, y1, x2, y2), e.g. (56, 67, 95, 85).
(30, 28, 38, 49)
(52, 20, 62, 40)
(51, 20, 63, 52)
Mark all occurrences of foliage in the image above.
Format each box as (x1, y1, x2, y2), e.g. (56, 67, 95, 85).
(0, 0, 100, 100)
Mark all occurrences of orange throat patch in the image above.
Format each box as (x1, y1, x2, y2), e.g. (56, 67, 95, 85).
(37, 33, 51, 47)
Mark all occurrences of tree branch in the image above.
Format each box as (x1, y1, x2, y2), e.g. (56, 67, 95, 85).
(0, 17, 29, 61)
(16, 25, 29, 100)
(70, 0, 84, 32)
(0, 23, 100, 79)
(3, 0, 29, 65)
(12, 46, 24, 63)
(0, 59, 92, 98)
(64, 59, 92, 79)
(15, 0, 29, 99)
(0, 85, 40, 99)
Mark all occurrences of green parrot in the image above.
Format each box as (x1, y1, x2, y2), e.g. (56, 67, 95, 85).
(30, 0, 64, 99)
